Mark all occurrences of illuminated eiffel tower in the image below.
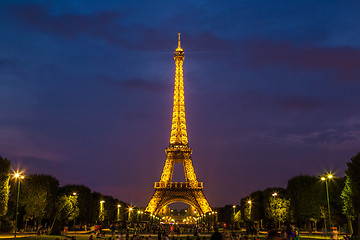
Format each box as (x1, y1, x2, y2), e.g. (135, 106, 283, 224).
(145, 34, 212, 215)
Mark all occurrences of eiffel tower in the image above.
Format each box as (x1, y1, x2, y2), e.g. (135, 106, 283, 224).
(145, 34, 212, 216)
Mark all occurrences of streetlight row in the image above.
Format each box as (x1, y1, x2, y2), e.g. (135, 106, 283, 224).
(231, 172, 335, 223)
(236, 173, 334, 204)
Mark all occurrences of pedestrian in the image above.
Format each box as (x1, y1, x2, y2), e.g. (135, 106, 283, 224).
(111, 225, 116, 237)
(210, 226, 222, 240)
(266, 230, 280, 240)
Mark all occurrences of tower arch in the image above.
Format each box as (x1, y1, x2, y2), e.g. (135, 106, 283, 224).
(154, 198, 201, 216)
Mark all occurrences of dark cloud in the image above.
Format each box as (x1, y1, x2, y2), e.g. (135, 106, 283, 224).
(12, 4, 126, 42)
(98, 75, 169, 92)
(274, 95, 328, 113)
(263, 117, 360, 148)
(0, 59, 10, 65)
(243, 40, 360, 81)
(10, 3, 238, 53)
(302, 129, 358, 146)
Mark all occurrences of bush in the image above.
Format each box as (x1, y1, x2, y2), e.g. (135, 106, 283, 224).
(0, 216, 14, 232)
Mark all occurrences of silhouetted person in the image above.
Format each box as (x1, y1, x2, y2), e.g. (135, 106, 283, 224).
(210, 227, 222, 240)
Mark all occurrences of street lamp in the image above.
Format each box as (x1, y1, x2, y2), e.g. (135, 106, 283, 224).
(128, 206, 133, 222)
(321, 173, 334, 231)
(117, 204, 121, 221)
(272, 192, 280, 229)
(248, 200, 252, 220)
(233, 205, 236, 224)
(99, 200, 105, 222)
(12, 171, 25, 238)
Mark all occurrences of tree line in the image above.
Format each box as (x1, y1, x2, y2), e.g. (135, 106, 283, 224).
(0, 156, 130, 234)
(1, 152, 360, 238)
(216, 153, 360, 237)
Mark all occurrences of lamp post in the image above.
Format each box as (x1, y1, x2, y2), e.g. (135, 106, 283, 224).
(72, 193, 77, 227)
(272, 192, 280, 229)
(137, 210, 141, 222)
(321, 174, 333, 231)
(13, 171, 25, 238)
(248, 200, 252, 220)
(117, 204, 121, 222)
(232, 205, 236, 224)
(128, 207, 133, 222)
(99, 200, 105, 222)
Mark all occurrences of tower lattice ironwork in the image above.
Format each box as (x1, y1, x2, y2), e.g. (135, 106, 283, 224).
(145, 33, 212, 216)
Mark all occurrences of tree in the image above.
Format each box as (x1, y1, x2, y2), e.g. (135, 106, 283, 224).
(326, 177, 346, 229)
(287, 175, 324, 230)
(262, 187, 286, 227)
(216, 205, 234, 226)
(0, 156, 10, 216)
(341, 153, 360, 237)
(61, 185, 98, 224)
(266, 196, 290, 228)
(50, 193, 79, 234)
(240, 197, 253, 222)
(342, 177, 355, 235)
(20, 174, 59, 225)
(234, 209, 241, 223)
(58, 194, 79, 222)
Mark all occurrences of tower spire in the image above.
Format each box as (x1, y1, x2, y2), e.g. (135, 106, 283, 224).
(176, 32, 183, 52)
(170, 33, 187, 145)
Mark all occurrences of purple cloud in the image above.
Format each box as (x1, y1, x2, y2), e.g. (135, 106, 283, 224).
(243, 40, 360, 81)
(12, 4, 126, 42)
(274, 95, 328, 113)
(98, 75, 170, 92)
(11, 4, 238, 53)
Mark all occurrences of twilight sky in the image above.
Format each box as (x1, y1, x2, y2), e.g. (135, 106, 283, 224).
(1, 0, 360, 207)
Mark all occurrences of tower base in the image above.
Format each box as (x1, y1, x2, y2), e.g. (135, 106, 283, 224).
(145, 184, 212, 215)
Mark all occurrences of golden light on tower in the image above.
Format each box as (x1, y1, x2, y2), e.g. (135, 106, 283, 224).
(145, 34, 212, 215)
(170, 32, 188, 145)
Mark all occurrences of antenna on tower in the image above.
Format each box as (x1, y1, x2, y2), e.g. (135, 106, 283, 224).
(178, 33, 181, 48)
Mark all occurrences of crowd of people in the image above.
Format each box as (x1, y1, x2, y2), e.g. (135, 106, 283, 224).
(81, 222, 347, 240)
